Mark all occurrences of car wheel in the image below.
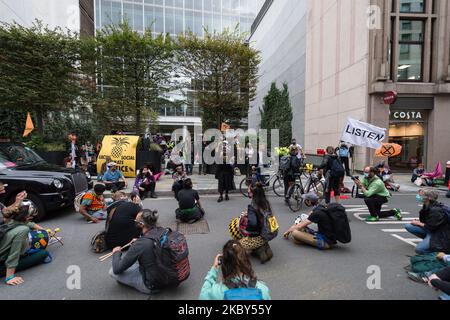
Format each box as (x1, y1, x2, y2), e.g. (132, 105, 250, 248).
(24, 193, 46, 222)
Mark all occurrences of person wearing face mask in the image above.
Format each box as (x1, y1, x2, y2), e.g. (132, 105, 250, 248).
(354, 167, 402, 222)
(109, 210, 163, 295)
(405, 189, 450, 255)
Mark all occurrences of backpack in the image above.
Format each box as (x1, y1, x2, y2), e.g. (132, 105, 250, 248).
(442, 205, 450, 224)
(329, 157, 345, 178)
(279, 156, 291, 173)
(410, 253, 448, 274)
(91, 231, 107, 254)
(322, 203, 351, 244)
(74, 192, 87, 213)
(339, 147, 349, 158)
(224, 280, 264, 301)
(260, 210, 279, 242)
(146, 228, 190, 288)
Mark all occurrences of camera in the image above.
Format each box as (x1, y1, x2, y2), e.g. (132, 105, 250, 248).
(350, 175, 359, 181)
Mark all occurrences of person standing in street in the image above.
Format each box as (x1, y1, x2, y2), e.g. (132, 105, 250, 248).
(289, 138, 305, 161)
(216, 143, 234, 203)
(338, 142, 351, 176)
(318, 146, 345, 204)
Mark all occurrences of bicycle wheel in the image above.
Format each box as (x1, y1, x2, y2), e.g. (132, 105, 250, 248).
(307, 179, 325, 203)
(272, 177, 284, 197)
(287, 184, 305, 213)
(239, 177, 250, 198)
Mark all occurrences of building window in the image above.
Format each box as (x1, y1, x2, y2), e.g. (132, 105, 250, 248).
(390, 0, 435, 83)
(399, 0, 425, 13)
(397, 20, 424, 81)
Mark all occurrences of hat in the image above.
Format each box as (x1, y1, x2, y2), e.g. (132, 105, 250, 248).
(107, 162, 117, 167)
(301, 192, 319, 204)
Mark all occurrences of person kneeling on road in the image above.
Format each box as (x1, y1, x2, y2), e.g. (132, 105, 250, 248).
(284, 193, 339, 250)
(354, 166, 402, 222)
(0, 205, 51, 286)
(175, 179, 205, 224)
(199, 240, 271, 300)
(79, 184, 107, 223)
(406, 189, 450, 255)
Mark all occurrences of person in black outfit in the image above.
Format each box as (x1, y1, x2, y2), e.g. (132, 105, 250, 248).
(429, 267, 450, 300)
(105, 202, 142, 249)
(175, 179, 204, 223)
(215, 158, 235, 203)
(110, 210, 165, 295)
(283, 148, 302, 204)
(318, 146, 343, 204)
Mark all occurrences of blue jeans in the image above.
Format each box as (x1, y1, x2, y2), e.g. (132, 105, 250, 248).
(405, 224, 431, 255)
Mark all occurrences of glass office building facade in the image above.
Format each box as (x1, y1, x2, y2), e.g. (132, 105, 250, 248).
(95, 0, 260, 133)
(95, 0, 261, 37)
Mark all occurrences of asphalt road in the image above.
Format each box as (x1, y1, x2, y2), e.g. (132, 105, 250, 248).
(1, 191, 449, 300)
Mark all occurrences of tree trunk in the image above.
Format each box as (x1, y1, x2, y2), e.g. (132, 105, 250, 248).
(35, 107, 44, 135)
(136, 106, 141, 135)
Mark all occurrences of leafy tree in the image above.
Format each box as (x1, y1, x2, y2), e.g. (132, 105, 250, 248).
(260, 82, 293, 147)
(177, 28, 261, 129)
(95, 22, 176, 134)
(0, 21, 88, 134)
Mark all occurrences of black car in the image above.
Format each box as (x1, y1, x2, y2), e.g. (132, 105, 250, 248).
(0, 142, 93, 220)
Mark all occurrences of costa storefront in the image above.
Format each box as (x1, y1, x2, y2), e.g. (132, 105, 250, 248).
(388, 97, 433, 171)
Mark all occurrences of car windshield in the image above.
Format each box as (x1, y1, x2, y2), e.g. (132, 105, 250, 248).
(0, 144, 44, 167)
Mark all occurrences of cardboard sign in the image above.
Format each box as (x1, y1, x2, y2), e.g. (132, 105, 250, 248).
(97, 136, 139, 178)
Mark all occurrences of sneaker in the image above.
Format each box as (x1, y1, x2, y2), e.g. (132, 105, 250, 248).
(366, 216, 380, 222)
(407, 272, 428, 284)
(393, 209, 403, 221)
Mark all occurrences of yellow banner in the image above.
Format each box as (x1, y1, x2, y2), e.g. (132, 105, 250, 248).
(97, 135, 139, 178)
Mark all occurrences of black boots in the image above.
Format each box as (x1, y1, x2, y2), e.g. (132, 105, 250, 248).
(253, 243, 273, 264)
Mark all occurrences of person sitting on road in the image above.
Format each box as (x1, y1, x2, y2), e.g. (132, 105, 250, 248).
(176, 179, 204, 224)
(133, 167, 157, 199)
(0, 205, 51, 286)
(283, 193, 337, 250)
(102, 162, 128, 192)
(199, 240, 271, 300)
(405, 189, 450, 255)
(109, 210, 165, 295)
(317, 146, 345, 204)
(105, 201, 143, 250)
(428, 266, 450, 300)
(172, 165, 187, 200)
(239, 183, 274, 264)
(407, 252, 450, 284)
(283, 147, 302, 205)
(98, 156, 112, 182)
(79, 184, 107, 223)
(354, 166, 402, 222)
(411, 163, 426, 184)
(0, 182, 27, 220)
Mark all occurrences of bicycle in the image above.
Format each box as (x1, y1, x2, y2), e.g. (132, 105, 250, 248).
(286, 168, 325, 213)
(239, 169, 284, 198)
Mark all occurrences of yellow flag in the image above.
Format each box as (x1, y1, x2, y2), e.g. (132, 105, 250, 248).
(23, 112, 34, 137)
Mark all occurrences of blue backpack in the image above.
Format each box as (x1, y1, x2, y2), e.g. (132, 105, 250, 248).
(224, 280, 264, 300)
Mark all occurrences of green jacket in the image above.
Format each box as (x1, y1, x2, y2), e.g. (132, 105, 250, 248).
(0, 221, 35, 269)
(199, 267, 271, 300)
(362, 176, 391, 198)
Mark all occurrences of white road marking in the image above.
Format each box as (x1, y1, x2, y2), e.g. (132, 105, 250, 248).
(382, 229, 407, 233)
(391, 234, 418, 247)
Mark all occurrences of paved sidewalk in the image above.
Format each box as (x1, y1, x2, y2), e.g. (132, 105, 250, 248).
(100, 169, 447, 198)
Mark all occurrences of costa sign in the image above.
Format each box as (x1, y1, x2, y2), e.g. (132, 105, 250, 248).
(391, 111, 423, 120)
(383, 91, 398, 105)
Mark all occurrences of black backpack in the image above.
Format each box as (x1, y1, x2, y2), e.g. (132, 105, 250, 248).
(145, 228, 190, 288)
(322, 203, 351, 244)
(329, 157, 345, 178)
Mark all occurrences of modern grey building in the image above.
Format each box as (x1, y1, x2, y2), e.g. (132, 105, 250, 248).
(250, 0, 450, 172)
(95, 0, 263, 135)
(248, 0, 309, 147)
